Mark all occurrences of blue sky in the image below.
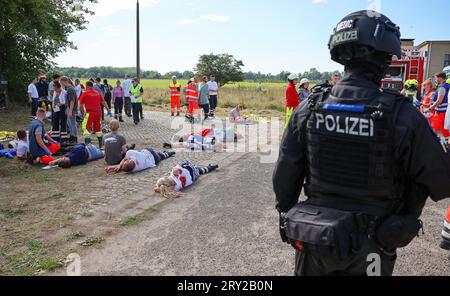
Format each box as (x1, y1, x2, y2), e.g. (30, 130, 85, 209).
(55, 0, 449, 74)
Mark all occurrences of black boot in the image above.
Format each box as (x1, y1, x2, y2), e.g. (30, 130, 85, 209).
(166, 151, 176, 158)
(97, 137, 103, 148)
(208, 164, 219, 171)
(69, 136, 78, 145)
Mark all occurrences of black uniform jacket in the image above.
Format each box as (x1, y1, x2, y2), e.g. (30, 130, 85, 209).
(273, 75, 450, 217)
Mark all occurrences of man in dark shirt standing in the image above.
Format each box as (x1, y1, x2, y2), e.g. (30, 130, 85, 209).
(61, 77, 79, 144)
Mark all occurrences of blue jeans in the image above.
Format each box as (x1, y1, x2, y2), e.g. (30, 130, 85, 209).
(67, 111, 78, 138)
(86, 144, 104, 161)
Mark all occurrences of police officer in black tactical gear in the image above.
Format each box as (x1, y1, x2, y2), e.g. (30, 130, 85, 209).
(273, 10, 450, 276)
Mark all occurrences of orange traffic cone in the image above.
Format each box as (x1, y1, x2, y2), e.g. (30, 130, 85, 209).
(440, 206, 450, 251)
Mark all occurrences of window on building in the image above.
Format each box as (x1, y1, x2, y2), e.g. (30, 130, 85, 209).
(444, 54, 450, 68)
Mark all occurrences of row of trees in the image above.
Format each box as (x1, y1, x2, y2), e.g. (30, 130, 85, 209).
(56, 65, 341, 84)
(55, 67, 196, 81)
(243, 68, 343, 82)
(0, 0, 96, 102)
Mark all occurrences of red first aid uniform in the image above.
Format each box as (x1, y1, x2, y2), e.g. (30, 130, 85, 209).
(169, 82, 182, 111)
(185, 83, 199, 115)
(79, 88, 103, 138)
(286, 82, 299, 110)
(421, 90, 435, 123)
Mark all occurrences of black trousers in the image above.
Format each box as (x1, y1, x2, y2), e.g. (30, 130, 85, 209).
(131, 103, 142, 124)
(200, 104, 210, 119)
(51, 105, 68, 142)
(294, 234, 396, 276)
(114, 97, 124, 118)
(31, 98, 39, 116)
(124, 97, 132, 117)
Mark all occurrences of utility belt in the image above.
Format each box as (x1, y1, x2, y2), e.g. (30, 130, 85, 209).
(283, 202, 423, 259)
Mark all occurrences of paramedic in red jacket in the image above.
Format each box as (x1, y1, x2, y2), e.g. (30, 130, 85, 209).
(285, 73, 299, 128)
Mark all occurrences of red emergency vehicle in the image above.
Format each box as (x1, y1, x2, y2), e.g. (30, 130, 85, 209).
(381, 46, 425, 91)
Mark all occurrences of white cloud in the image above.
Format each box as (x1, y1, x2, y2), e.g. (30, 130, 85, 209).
(177, 19, 199, 25)
(93, 0, 160, 17)
(200, 14, 230, 23)
(312, 0, 328, 3)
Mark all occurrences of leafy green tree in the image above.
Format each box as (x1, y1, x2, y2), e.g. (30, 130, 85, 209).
(195, 53, 244, 86)
(0, 0, 96, 102)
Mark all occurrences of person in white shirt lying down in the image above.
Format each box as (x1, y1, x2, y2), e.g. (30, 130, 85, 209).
(105, 148, 175, 173)
(154, 160, 219, 198)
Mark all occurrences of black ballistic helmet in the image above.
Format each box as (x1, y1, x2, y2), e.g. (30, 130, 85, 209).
(329, 10, 401, 66)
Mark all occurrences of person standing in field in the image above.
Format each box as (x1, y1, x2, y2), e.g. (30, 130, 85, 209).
(285, 73, 299, 128)
(427, 72, 450, 142)
(60, 77, 79, 144)
(79, 81, 111, 147)
(122, 75, 133, 118)
(74, 79, 83, 99)
(51, 81, 69, 143)
(169, 76, 182, 117)
(207, 75, 219, 118)
(420, 79, 435, 123)
(113, 80, 124, 122)
(298, 78, 311, 103)
(185, 78, 200, 123)
(331, 71, 341, 87)
(94, 78, 106, 121)
(48, 74, 61, 101)
(199, 76, 210, 121)
(129, 78, 144, 125)
(102, 79, 113, 112)
(28, 77, 39, 117)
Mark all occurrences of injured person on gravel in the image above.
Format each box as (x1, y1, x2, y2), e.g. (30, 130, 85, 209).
(154, 160, 219, 198)
(105, 148, 175, 174)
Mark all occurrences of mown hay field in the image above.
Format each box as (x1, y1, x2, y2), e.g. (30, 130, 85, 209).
(135, 79, 288, 116)
(86, 79, 289, 116)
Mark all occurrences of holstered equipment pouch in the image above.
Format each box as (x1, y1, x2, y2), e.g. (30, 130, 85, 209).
(375, 216, 423, 250)
(285, 203, 359, 260)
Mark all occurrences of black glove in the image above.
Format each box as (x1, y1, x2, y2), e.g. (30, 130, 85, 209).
(279, 213, 290, 244)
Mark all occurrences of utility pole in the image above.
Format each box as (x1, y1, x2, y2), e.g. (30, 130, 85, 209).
(136, 0, 141, 81)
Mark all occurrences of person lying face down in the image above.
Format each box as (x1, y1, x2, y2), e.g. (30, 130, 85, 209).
(49, 144, 104, 168)
(105, 148, 175, 174)
(154, 160, 219, 198)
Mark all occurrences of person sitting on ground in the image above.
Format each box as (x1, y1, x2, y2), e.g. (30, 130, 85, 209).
(28, 109, 61, 165)
(9, 130, 29, 160)
(229, 105, 255, 125)
(154, 160, 219, 198)
(103, 120, 135, 166)
(105, 148, 175, 174)
(49, 143, 104, 168)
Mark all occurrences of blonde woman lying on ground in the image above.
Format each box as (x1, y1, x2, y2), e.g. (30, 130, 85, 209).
(154, 160, 219, 198)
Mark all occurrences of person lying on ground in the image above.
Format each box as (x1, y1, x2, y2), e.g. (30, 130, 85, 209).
(163, 127, 242, 151)
(103, 120, 136, 166)
(154, 160, 219, 198)
(49, 143, 104, 168)
(105, 149, 175, 174)
(229, 105, 256, 125)
(8, 130, 29, 160)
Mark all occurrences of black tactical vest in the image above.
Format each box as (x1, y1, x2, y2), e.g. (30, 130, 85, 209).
(304, 87, 406, 214)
